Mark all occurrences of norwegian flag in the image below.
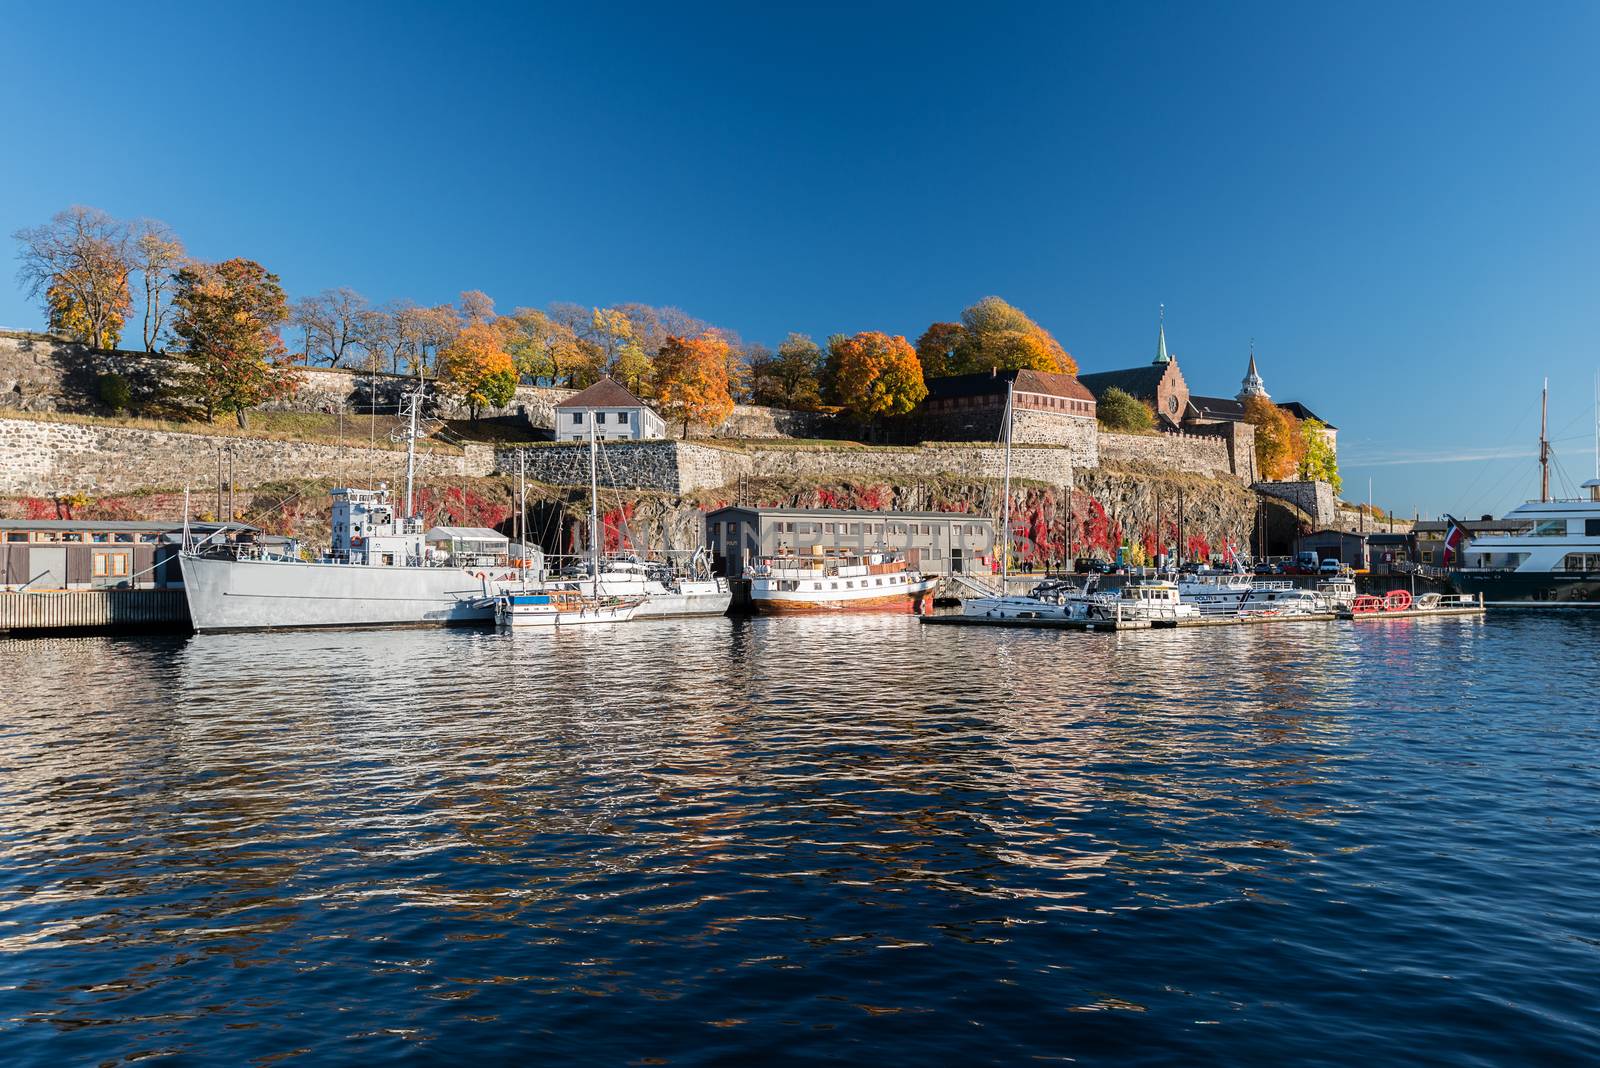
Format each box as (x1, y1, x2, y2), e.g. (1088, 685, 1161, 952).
(1441, 515, 1466, 567)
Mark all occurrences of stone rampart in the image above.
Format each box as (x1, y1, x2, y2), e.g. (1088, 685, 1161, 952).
(1254, 479, 1338, 526)
(497, 441, 1084, 496)
(1097, 428, 1239, 478)
(0, 415, 491, 497)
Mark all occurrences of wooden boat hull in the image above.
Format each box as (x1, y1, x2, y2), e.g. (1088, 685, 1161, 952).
(754, 580, 937, 614)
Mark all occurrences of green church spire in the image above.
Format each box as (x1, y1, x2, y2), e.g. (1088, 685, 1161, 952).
(1153, 304, 1170, 365)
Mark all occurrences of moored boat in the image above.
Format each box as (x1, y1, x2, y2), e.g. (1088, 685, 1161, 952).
(1085, 579, 1201, 623)
(494, 588, 643, 627)
(751, 549, 937, 613)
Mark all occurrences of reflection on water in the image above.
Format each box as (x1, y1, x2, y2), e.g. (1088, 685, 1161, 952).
(1, 615, 1597, 1065)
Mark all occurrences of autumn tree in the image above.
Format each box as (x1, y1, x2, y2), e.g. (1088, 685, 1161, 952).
(437, 323, 517, 419)
(914, 296, 1076, 378)
(170, 258, 296, 426)
(1096, 386, 1154, 432)
(825, 331, 928, 429)
(292, 287, 369, 366)
(130, 218, 186, 351)
(615, 303, 709, 360)
(1297, 416, 1341, 492)
(913, 322, 964, 379)
(14, 206, 134, 349)
(496, 306, 581, 385)
(748, 332, 825, 410)
(410, 303, 462, 378)
(653, 333, 735, 438)
(459, 289, 495, 326)
(1243, 395, 1298, 481)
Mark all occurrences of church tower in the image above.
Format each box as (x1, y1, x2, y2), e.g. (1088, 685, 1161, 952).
(1153, 305, 1171, 365)
(1237, 343, 1269, 401)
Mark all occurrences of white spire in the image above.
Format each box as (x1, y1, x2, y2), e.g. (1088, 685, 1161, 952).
(1237, 340, 1269, 401)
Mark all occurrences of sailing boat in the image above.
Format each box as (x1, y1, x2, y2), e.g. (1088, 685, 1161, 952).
(962, 382, 1097, 620)
(494, 419, 646, 628)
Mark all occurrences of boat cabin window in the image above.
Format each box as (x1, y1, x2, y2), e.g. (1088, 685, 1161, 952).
(1532, 519, 1568, 536)
(5, 532, 26, 542)
(1588, 519, 1600, 537)
(1560, 553, 1600, 571)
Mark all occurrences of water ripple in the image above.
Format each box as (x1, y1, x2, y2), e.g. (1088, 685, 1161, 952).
(0, 614, 1597, 1065)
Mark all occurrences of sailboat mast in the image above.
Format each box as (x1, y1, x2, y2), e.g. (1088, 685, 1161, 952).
(1539, 378, 1550, 503)
(403, 389, 420, 518)
(518, 448, 527, 580)
(589, 414, 600, 598)
(1000, 381, 1013, 588)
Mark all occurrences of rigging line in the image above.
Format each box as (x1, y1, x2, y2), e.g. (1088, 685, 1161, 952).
(1456, 395, 1536, 506)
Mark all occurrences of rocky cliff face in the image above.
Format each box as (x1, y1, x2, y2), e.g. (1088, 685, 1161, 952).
(0, 458, 1255, 565)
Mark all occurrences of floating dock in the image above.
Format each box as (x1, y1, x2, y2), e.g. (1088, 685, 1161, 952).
(0, 589, 190, 636)
(921, 611, 1339, 632)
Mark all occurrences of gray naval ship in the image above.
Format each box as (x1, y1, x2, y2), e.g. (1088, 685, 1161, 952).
(180, 485, 528, 631)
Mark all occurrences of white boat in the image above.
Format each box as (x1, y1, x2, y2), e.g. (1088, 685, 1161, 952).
(750, 549, 938, 613)
(495, 588, 643, 628)
(552, 552, 731, 617)
(1449, 380, 1600, 605)
(179, 484, 520, 631)
(963, 578, 1098, 620)
(1315, 576, 1359, 608)
(1237, 581, 1326, 616)
(496, 414, 648, 629)
(1175, 572, 1256, 616)
(1085, 579, 1201, 623)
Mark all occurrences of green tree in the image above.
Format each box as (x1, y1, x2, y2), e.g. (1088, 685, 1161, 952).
(748, 332, 825, 410)
(170, 258, 296, 426)
(1297, 417, 1341, 492)
(914, 322, 964, 378)
(1096, 386, 1154, 432)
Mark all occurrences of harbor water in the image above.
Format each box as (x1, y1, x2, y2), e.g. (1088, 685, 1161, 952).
(1, 614, 1597, 1065)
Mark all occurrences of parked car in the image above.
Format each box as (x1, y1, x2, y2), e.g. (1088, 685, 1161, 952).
(1077, 558, 1115, 574)
(1318, 558, 1344, 574)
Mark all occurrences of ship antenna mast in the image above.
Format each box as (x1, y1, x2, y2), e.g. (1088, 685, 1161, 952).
(402, 387, 421, 519)
(1539, 377, 1550, 503)
(999, 380, 1014, 590)
(589, 412, 600, 599)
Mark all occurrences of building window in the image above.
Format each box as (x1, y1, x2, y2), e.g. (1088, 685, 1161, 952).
(849, 524, 861, 534)
(824, 524, 835, 534)
(5, 533, 26, 543)
(93, 553, 129, 578)
(617, 411, 631, 425)
(596, 411, 607, 425)
(572, 412, 584, 424)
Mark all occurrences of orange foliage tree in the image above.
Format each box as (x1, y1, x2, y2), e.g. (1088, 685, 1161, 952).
(825, 331, 928, 428)
(437, 323, 517, 419)
(915, 296, 1075, 377)
(1243, 395, 1300, 480)
(653, 332, 735, 438)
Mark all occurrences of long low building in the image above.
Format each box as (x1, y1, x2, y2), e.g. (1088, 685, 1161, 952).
(705, 506, 996, 578)
(1, 519, 250, 591)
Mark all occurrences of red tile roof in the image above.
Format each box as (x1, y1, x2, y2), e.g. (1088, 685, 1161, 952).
(554, 376, 651, 409)
(1013, 369, 1096, 403)
(923, 368, 1096, 404)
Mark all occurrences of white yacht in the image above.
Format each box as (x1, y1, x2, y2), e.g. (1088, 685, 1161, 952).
(1085, 580, 1200, 623)
(1450, 480, 1600, 604)
(1175, 572, 1256, 616)
(495, 587, 643, 628)
(1237, 581, 1326, 616)
(552, 552, 732, 617)
(1449, 380, 1600, 605)
(962, 578, 1099, 620)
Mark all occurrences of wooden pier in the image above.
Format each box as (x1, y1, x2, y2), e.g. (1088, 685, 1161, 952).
(0, 589, 190, 636)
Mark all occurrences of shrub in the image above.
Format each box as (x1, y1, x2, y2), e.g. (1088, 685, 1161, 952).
(98, 372, 133, 413)
(1096, 387, 1153, 432)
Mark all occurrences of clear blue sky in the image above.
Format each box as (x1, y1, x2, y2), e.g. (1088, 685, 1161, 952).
(4, 1, 1598, 518)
